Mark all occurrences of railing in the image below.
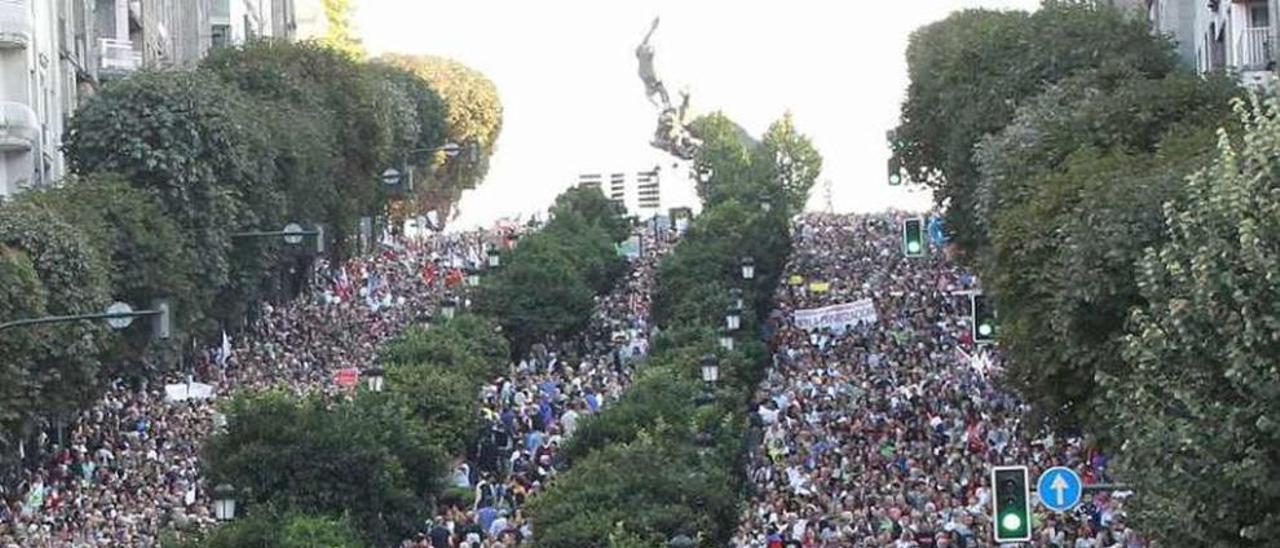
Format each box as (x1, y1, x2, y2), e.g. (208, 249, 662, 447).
(0, 0, 32, 48)
(99, 37, 142, 73)
(1236, 27, 1275, 71)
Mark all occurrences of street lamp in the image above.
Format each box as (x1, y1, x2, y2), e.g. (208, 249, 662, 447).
(466, 267, 480, 287)
(668, 534, 696, 548)
(365, 366, 385, 393)
(718, 328, 734, 352)
(740, 256, 756, 281)
(441, 298, 457, 320)
(725, 302, 742, 332)
(729, 287, 744, 311)
(700, 354, 720, 385)
(487, 248, 500, 268)
(759, 193, 773, 213)
(213, 484, 237, 521)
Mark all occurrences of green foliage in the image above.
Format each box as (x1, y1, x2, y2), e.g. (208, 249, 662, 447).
(172, 508, 366, 548)
(203, 390, 447, 545)
(751, 112, 823, 212)
(893, 1, 1178, 253)
(475, 233, 596, 354)
(321, 0, 364, 59)
(377, 54, 504, 224)
(0, 199, 110, 428)
(1105, 97, 1280, 545)
(386, 364, 479, 454)
(690, 112, 757, 206)
(531, 182, 789, 547)
(64, 69, 279, 329)
(551, 185, 630, 242)
(975, 69, 1239, 429)
(201, 40, 429, 260)
(381, 314, 509, 381)
(18, 175, 201, 373)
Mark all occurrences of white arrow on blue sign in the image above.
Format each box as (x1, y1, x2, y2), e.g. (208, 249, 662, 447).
(1036, 466, 1083, 512)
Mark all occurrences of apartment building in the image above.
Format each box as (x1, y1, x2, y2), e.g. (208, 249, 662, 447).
(1148, 0, 1277, 88)
(0, 0, 295, 198)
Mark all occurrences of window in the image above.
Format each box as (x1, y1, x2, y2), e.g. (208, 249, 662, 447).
(1250, 1, 1270, 28)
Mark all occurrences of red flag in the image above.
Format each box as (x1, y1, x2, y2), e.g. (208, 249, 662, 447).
(445, 268, 464, 288)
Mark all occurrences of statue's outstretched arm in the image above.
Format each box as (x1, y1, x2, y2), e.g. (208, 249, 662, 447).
(641, 17, 660, 46)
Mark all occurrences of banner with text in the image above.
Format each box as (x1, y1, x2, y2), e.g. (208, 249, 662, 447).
(793, 299, 878, 331)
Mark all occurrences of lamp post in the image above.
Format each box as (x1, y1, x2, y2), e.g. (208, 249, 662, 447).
(718, 327, 734, 352)
(466, 267, 480, 287)
(725, 302, 742, 332)
(213, 483, 237, 521)
(441, 297, 457, 320)
(759, 192, 773, 213)
(740, 256, 755, 281)
(365, 366, 385, 393)
(700, 354, 720, 385)
(487, 248, 500, 269)
(729, 287, 744, 311)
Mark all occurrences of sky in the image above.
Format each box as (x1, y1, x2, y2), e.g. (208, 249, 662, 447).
(355, 0, 1042, 230)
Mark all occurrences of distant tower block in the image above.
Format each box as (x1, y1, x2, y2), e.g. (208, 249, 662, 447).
(578, 173, 603, 193)
(609, 173, 626, 202)
(637, 168, 661, 210)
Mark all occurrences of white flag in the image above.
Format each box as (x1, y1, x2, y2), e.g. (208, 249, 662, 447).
(216, 331, 232, 367)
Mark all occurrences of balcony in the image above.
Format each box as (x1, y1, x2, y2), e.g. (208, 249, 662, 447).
(0, 101, 39, 151)
(1236, 26, 1275, 72)
(99, 37, 142, 77)
(0, 0, 32, 49)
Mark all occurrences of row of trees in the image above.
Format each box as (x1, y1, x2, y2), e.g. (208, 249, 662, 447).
(188, 313, 509, 547)
(0, 41, 501, 477)
(190, 182, 636, 546)
(893, 2, 1276, 543)
(526, 112, 817, 546)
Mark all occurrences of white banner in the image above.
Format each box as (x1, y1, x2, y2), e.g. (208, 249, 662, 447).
(793, 299, 877, 331)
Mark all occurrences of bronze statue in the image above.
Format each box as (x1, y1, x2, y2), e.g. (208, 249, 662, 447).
(637, 17, 702, 160)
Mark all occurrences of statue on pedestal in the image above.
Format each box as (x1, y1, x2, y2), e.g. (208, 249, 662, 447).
(636, 17, 702, 160)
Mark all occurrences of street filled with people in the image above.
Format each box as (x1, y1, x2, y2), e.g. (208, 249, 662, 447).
(406, 229, 673, 548)
(733, 213, 1137, 547)
(0, 229, 503, 547)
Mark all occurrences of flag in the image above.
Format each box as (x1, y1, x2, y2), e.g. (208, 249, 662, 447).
(216, 331, 232, 367)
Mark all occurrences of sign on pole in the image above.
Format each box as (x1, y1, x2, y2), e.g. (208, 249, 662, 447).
(1036, 466, 1083, 513)
(104, 302, 135, 330)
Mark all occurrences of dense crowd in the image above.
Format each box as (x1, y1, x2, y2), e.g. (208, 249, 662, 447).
(403, 229, 674, 548)
(0, 229, 502, 547)
(733, 213, 1138, 548)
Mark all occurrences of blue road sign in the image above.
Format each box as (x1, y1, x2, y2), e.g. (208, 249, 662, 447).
(1037, 467, 1082, 512)
(928, 216, 947, 246)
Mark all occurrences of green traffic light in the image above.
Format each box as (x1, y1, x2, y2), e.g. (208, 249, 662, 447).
(907, 241, 921, 253)
(889, 173, 901, 185)
(1000, 511, 1022, 532)
(978, 323, 992, 337)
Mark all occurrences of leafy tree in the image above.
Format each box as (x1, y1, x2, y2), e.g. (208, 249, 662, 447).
(321, 0, 364, 59)
(690, 112, 757, 206)
(0, 246, 47, 451)
(0, 200, 110, 431)
(18, 176, 201, 373)
(202, 41, 424, 259)
(474, 234, 595, 354)
(380, 314, 508, 381)
(204, 390, 447, 545)
(892, 2, 1177, 253)
(550, 185, 630, 242)
(170, 508, 366, 548)
(378, 54, 504, 225)
(975, 70, 1238, 429)
(64, 69, 280, 328)
(1106, 97, 1280, 546)
(751, 112, 823, 212)
(385, 364, 479, 455)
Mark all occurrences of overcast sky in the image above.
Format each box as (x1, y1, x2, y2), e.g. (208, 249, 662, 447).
(355, 0, 1041, 229)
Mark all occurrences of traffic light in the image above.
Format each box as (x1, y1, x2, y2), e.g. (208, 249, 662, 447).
(903, 218, 924, 257)
(973, 294, 997, 343)
(991, 466, 1031, 543)
(888, 156, 902, 186)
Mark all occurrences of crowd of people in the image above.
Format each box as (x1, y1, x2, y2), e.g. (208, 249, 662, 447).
(403, 229, 674, 548)
(0, 228, 503, 547)
(733, 213, 1138, 548)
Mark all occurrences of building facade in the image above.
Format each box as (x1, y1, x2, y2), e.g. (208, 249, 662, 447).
(0, 0, 296, 198)
(1148, 0, 1277, 88)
